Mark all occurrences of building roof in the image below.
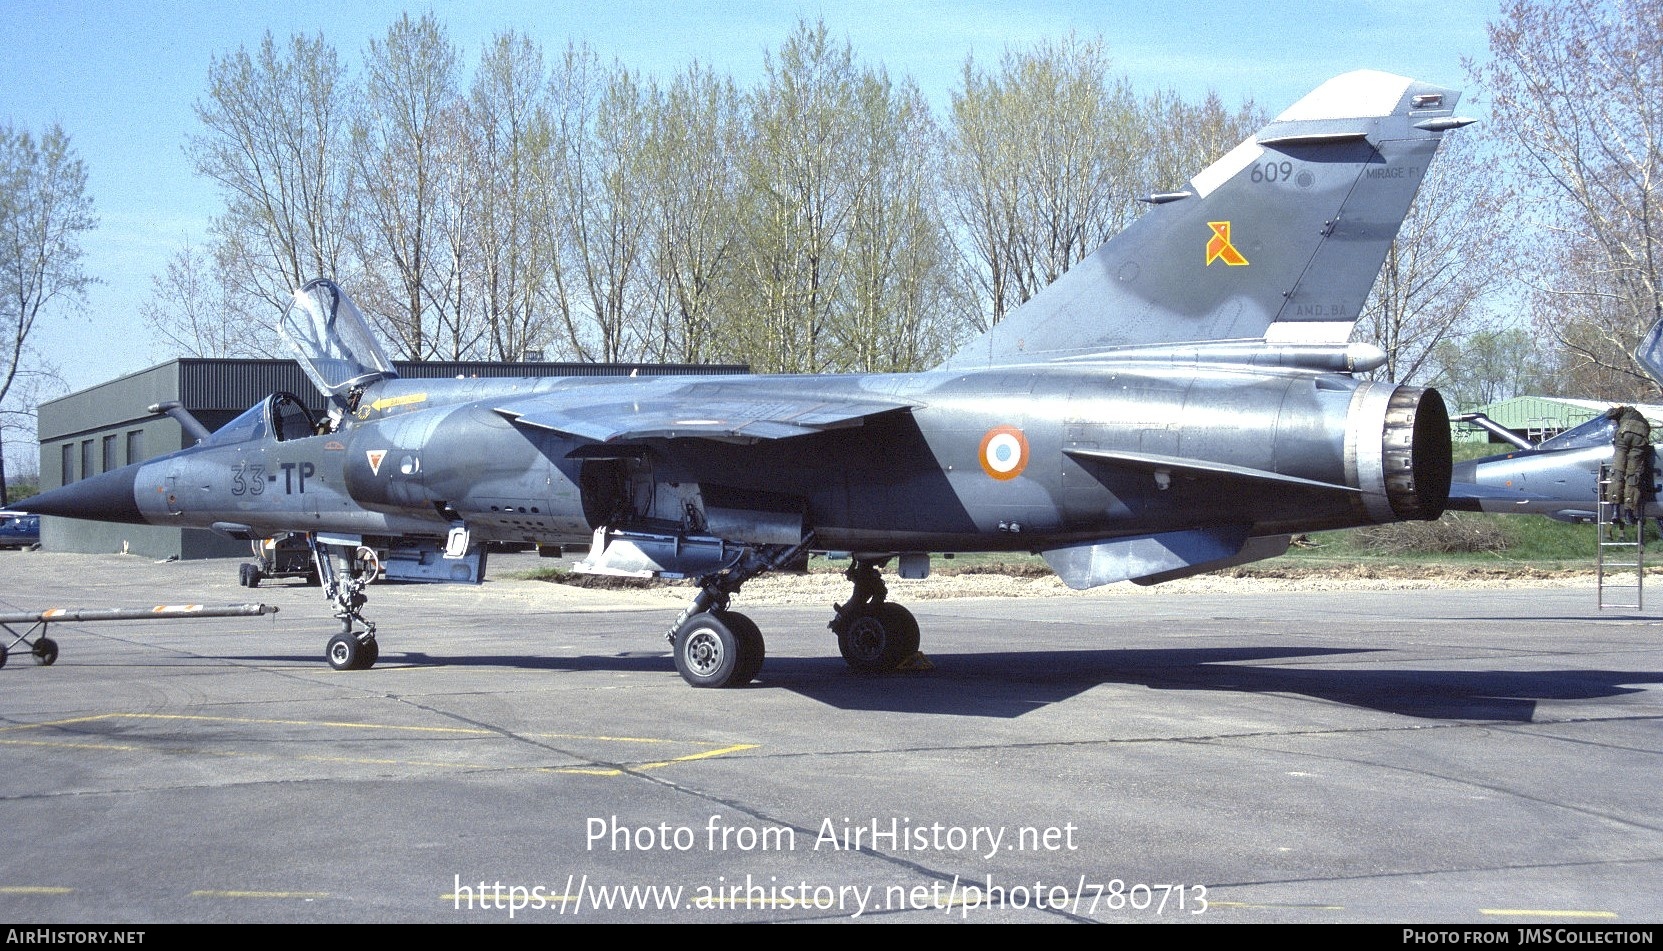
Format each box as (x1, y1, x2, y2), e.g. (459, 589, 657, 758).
(1453, 395, 1663, 441)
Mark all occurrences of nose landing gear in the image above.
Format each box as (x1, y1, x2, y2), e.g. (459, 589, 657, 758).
(309, 536, 381, 671)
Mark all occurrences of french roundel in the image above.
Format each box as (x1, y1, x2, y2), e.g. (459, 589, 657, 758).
(978, 426, 1030, 481)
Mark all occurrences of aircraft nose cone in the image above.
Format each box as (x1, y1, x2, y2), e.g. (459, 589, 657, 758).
(15, 465, 145, 524)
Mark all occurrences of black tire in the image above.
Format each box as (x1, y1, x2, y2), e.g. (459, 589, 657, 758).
(239, 563, 261, 588)
(33, 637, 58, 666)
(724, 611, 766, 684)
(876, 602, 920, 657)
(838, 602, 919, 672)
(0, 644, 7, 669)
(674, 611, 757, 688)
(359, 637, 380, 669)
(327, 633, 361, 671)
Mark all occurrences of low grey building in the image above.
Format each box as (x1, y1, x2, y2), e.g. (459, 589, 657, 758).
(37, 357, 742, 559)
(1452, 395, 1663, 445)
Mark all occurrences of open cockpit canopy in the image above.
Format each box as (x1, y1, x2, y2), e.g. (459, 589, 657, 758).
(280, 278, 397, 398)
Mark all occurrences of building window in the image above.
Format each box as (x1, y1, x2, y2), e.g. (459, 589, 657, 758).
(127, 430, 144, 465)
(102, 434, 118, 472)
(62, 444, 74, 485)
(81, 440, 94, 481)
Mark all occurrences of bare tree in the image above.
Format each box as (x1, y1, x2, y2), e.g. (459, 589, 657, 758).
(141, 239, 282, 358)
(0, 362, 65, 501)
(1429, 327, 1557, 409)
(545, 47, 654, 362)
(943, 38, 1251, 330)
(1525, 238, 1656, 399)
(942, 59, 1024, 330)
(1001, 38, 1140, 303)
(190, 31, 360, 320)
(838, 71, 954, 371)
(1139, 88, 1264, 195)
(1354, 133, 1507, 384)
(426, 95, 489, 360)
(734, 21, 866, 373)
(164, 18, 1305, 382)
(351, 12, 462, 359)
(465, 31, 559, 362)
(0, 122, 96, 502)
(1472, 0, 1663, 399)
(639, 66, 745, 363)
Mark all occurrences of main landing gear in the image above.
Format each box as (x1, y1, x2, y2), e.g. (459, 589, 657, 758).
(667, 546, 923, 688)
(667, 540, 810, 689)
(828, 560, 920, 673)
(308, 535, 381, 670)
(672, 610, 765, 688)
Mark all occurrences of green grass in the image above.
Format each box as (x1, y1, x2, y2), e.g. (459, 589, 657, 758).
(1287, 515, 1601, 570)
(1276, 437, 1611, 569)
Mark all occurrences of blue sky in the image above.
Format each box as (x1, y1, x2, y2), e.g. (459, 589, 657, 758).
(1, 0, 1500, 393)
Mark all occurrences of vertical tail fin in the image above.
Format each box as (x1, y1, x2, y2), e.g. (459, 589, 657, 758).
(941, 70, 1473, 370)
(1634, 306, 1663, 389)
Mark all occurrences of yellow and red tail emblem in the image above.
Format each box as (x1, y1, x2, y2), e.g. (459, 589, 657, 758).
(1205, 221, 1249, 266)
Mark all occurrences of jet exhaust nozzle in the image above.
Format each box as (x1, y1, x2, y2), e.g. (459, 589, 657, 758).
(1354, 384, 1451, 524)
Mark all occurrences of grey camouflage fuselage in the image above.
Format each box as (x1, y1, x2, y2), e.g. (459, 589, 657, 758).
(21, 71, 1471, 683)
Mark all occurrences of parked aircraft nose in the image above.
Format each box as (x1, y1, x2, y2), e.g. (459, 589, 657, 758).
(15, 464, 145, 524)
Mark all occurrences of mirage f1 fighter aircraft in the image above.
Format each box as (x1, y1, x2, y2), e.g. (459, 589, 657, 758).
(23, 70, 1471, 686)
(1446, 314, 1663, 525)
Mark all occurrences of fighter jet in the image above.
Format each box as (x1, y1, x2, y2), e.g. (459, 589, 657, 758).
(22, 70, 1471, 687)
(1446, 314, 1663, 524)
(1448, 412, 1658, 524)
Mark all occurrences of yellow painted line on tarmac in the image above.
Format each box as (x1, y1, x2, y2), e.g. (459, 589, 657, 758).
(442, 891, 578, 902)
(13, 713, 714, 745)
(0, 738, 146, 753)
(0, 886, 74, 895)
(1481, 908, 1618, 919)
(440, 892, 806, 908)
(0, 739, 637, 776)
(530, 732, 701, 745)
(1206, 900, 1345, 911)
(1, 712, 757, 777)
(0, 714, 127, 732)
(98, 713, 499, 735)
(637, 743, 761, 770)
(191, 890, 329, 900)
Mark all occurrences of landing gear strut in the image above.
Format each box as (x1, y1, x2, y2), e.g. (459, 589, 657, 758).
(309, 535, 381, 670)
(829, 560, 919, 672)
(667, 536, 813, 688)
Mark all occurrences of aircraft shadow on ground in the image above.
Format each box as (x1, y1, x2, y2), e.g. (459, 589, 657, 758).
(755, 648, 1662, 720)
(218, 645, 1660, 722)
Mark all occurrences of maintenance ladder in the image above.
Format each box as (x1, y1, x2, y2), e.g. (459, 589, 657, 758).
(1597, 464, 1645, 610)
